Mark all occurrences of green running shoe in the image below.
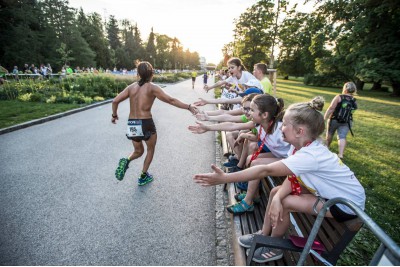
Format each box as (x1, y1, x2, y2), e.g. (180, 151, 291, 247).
(115, 158, 129, 181)
(138, 172, 154, 186)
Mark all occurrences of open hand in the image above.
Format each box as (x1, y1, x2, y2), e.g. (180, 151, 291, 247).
(193, 98, 208, 106)
(188, 121, 208, 134)
(193, 164, 226, 186)
(195, 112, 209, 121)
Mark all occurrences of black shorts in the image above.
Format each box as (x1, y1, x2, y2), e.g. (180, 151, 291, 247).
(192, 77, 196, 81)
(330, 204, 358, 222)
(126, 118, 157, 142)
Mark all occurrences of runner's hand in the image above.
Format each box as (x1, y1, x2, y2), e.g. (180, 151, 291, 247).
(189, 104, 199, 115)
(111, 116, 118, 124)
(193, 164, 226, 186)
(203, 85, 209, 92)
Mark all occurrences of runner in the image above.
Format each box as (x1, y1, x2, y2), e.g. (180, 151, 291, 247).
(191, 70, 197, 89)
(111, 61, 199, 186)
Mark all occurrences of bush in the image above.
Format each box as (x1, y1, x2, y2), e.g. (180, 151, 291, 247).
(304, 73, 343, 87)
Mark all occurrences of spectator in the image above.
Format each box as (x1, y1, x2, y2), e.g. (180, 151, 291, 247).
(194, 96, 365, 263)
(253, 63, 273, 95)
(12, 66, 19, 80)
(324, 82, 358, 159)
(23, 63, 29, 73)
(203, 57, 257, 95)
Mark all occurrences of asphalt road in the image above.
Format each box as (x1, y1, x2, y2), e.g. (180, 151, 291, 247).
(0, 76, 218, 265)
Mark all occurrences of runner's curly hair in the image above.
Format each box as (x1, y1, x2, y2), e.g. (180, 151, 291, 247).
(137, 61, 153, 86)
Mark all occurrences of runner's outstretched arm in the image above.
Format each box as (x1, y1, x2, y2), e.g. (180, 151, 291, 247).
(153, 85, 198, 114)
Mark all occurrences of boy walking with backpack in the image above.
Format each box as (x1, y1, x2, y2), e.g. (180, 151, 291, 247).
(324, 82, 358, 159)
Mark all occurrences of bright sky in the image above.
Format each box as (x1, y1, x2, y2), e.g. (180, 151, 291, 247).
(68, 0, 314, 65)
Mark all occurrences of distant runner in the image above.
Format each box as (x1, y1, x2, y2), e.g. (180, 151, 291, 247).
(191, 70, 197, 89)
(111, 61, 199, 185)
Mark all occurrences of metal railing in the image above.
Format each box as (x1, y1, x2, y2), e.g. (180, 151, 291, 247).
(297, 198, 400, 266)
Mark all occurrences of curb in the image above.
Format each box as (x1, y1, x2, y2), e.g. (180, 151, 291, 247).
(0, 99, 113, 135)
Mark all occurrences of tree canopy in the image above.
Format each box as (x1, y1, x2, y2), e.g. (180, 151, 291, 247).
(224, 0, 400, 95)
(0, 0, 201, 72)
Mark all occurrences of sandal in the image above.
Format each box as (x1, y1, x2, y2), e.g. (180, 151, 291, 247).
(247, 246, 283, 263)
(234, 192, 261, 204)
(226, 199, 254, 215)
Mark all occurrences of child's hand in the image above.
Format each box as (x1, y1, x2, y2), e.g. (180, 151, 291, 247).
(195, 112, 209, 121)
(194, 98, 208, 106)
(193, 164, 226, 186)
(268, 197, 284, 229)
(188, 121, 208, 134)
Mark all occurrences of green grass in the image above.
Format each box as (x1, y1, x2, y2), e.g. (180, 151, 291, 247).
(0, 100, 82, 129)
(274, 79, 400, 265)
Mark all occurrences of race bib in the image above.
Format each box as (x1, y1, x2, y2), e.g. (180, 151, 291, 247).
(127, 120, 144, 138)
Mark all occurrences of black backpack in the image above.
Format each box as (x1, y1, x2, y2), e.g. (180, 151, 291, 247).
(333, 95, 357, 123)
(332, 95, 357, 135)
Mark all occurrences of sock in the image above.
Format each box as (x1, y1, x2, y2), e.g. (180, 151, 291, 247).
(140, 171, 147, 178)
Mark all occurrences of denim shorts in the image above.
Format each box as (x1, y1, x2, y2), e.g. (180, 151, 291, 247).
(258, 140, 271, 153)
(328, 119, 352, 139)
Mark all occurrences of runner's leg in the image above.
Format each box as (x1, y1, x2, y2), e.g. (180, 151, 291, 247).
(142, 133, 157, 173)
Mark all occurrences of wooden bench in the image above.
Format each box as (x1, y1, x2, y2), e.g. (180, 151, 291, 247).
(224, 173, 363, 266)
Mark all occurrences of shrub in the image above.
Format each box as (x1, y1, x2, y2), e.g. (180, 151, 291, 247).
(304, 73, 343, 87)
(18, 93, 32, 102)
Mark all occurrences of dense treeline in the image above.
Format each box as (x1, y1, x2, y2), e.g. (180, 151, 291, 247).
(220, 0, 400, 95)
(0, 0, 200, 73)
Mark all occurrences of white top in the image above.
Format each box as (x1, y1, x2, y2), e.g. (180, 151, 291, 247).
(225, 71, 257, 92)
(259, 122, 290, 158)
(281, 140, 366, 214)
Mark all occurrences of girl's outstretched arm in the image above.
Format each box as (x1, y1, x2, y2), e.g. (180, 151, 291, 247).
(194, 161, 293, 186)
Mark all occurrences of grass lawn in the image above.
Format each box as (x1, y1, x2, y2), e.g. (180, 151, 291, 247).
(274, 79, 400, 265)
(0, 100, 83, 129)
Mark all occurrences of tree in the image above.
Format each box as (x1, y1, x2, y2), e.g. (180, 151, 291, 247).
(78, 10, 112, 68)
(41, 0, 95, 69)
(233, 0, 276, 69)
(145, 27, 157, 67)
(107, 15, 121, 51)
(155, 34, 172, 69)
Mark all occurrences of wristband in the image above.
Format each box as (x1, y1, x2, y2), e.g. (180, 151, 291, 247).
(112, 114, 118, 118)
(188, 104, 191, 110)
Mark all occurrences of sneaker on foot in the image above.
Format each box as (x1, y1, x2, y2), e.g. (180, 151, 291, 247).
(138, 172, 154, 186)
(115, 158, 129, 181)
(238, 230, 263, 248)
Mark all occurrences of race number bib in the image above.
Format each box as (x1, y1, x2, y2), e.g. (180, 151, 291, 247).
(127, 120, 144, 138)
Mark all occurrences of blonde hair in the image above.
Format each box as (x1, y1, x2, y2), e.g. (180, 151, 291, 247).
(342, 82, 357, 95)
(286, 96, 325, 139)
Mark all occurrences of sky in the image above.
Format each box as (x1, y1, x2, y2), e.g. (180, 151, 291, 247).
(68, 0, 313, 65)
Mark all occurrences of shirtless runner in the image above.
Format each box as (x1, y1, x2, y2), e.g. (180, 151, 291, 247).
(111, 61, 199, 186)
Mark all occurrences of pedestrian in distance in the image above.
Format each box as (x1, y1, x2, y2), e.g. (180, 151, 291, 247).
(193, 96, 365, 263)
(191, 70, 197, 89)
(324, 82, 358, 159)
(111, 61, 199, 186)
(203, 72, 208, 86)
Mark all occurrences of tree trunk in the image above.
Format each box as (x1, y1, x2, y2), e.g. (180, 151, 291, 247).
(371, 80, 382, 91)
(355, 79, 365, 91)
(391, 80, 400, 96)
